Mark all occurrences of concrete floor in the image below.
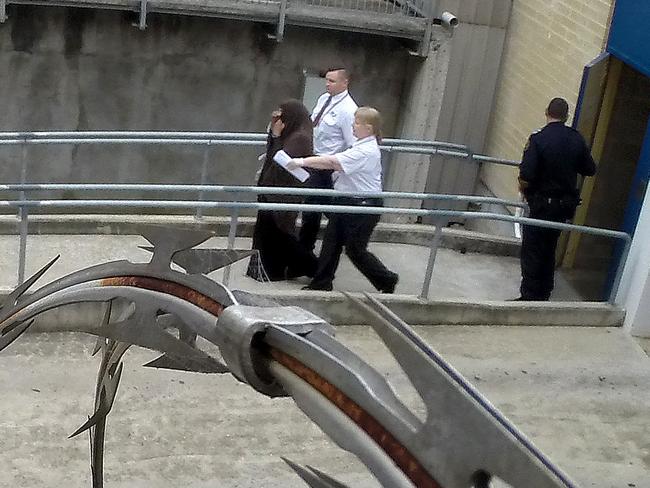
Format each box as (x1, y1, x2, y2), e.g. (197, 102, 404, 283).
(0, 234, 648, 488)
(0, 327, 648, 488)
(0, 234, 583, 301)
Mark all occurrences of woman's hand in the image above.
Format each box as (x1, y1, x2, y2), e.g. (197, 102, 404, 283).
(286, 158, 304, 171)
(270, 110, 284, 136)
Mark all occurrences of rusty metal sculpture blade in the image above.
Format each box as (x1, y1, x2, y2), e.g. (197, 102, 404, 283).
(282, 457, 350, 488)
(140, 246, 255, 275)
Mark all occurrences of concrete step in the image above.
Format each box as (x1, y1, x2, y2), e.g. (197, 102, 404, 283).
(0, 213, 521, 255)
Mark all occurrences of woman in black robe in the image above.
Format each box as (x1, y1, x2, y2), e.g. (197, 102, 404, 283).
(246, 99, 318, 281)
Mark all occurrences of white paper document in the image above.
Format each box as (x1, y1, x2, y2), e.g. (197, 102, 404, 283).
(273, 150, 310, 183)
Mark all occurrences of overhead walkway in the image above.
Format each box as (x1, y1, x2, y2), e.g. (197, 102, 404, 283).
(0, 0, 438, 45)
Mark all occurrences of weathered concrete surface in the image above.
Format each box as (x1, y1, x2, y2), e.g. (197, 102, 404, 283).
(0, 234, 526, 298)
(387, 31, 453, 218)
(0, 6, 410, 202)
(0, 233, 625, 331)
(268, 292, 624, 327)
(0, 326, 648, 487)
(0, 214, 522, 256)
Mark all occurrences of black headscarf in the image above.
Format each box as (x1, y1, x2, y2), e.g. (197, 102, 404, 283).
(276, 99, 312, 142)
(263, 98, 312, 159)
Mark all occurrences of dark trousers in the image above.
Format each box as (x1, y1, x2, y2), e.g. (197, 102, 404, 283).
(299, 196, 330, 252)
(520, 195, 576, 300)
(246, 211, 317, 281)
(299, 169, 333, 251)
(520, 222, 561, 301)
(309, 204, 397, 291)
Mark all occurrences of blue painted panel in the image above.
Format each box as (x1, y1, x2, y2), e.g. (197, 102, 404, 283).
(607, 0, 650, 77)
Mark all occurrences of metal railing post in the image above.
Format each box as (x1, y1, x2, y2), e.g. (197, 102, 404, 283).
(18, 144, 27, 215)
(222, 195, 240, 286)
(18, 204, 28, 286)
(277, 0, 288, 42)
(419, 216, 445, 299)
(418, 0, 438, 56)
(139, 0, 147, 30)
(17, 144, 29, 285)
(608, 237, 632, 304)
(195, 143, 211, 219)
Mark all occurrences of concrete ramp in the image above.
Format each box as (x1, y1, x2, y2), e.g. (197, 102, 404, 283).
(0, 232, 623, 331)
(0, 326, 647, 487)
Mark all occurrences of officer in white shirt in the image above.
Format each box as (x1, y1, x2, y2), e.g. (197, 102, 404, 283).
(289, 107, 398, 293)
(299, 67, 359, 252)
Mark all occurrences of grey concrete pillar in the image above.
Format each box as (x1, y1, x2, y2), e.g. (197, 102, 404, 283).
(386, 31, 453, 222)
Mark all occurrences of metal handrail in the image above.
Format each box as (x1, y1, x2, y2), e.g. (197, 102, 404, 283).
(5, 190, 630, 304)
(4, 132, 614, 303)
(0, 183, 528, 208)
(0, 131, 468, 149)
(0, 131, 517, 168)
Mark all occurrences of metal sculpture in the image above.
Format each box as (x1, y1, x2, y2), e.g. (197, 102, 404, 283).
(0, 226, 578, 488)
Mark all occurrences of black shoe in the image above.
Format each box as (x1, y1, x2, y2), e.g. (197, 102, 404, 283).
(379, 273, 399, 294)
(508, 296, 548, 302)
(302, 283, 333, 291)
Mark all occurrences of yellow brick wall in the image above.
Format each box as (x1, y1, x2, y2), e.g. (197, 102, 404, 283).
(482, 0, 614, 201)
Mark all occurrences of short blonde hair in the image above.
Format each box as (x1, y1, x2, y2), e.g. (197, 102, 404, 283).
(355, 106, 382, 141)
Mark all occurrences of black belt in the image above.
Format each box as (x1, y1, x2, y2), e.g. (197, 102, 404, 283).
(336, 196, 384, 207)
(535, 195, 578, 202)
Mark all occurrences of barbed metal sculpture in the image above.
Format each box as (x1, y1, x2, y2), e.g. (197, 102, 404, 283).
(0, 226, 578, 488)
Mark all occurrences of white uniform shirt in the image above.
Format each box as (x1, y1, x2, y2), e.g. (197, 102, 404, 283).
(333, 136, 383, 193)
(312, 90, 358, 155)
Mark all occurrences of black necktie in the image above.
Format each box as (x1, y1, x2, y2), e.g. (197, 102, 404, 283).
(312, 95, 333, 127)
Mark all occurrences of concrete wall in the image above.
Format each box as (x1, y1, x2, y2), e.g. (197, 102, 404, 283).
(0, 6, 410, 208)
(428, 0, 511, 194)
(386, 0, 511, 222)
(481, 0, 614, 202)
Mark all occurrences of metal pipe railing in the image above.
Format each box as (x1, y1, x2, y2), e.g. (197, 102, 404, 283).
(0, 184, 528, 209)
(0, 132, 521, 226)
(3, 193, 630, 304)
(0, 131, 513, 166)
(0, 131, 467, 148)
(4, 132, 614, 302)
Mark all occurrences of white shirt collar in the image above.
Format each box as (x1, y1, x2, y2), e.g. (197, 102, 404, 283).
(352, 135, 377, 146)
(330, 90, 349, 103)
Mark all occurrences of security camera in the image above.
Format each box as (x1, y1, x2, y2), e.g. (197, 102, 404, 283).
(440, 11, 459, 29)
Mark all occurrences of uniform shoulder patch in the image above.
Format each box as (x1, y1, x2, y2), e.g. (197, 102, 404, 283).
(524, 130, 539, 151)
(524, 127, 543, 150)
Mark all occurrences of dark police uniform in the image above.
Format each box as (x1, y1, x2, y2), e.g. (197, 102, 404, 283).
(519, 121, 596, 300)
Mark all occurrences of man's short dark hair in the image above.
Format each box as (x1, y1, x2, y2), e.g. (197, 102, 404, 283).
(547, 97, 569, 122)
(321, 67, 350, 81)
